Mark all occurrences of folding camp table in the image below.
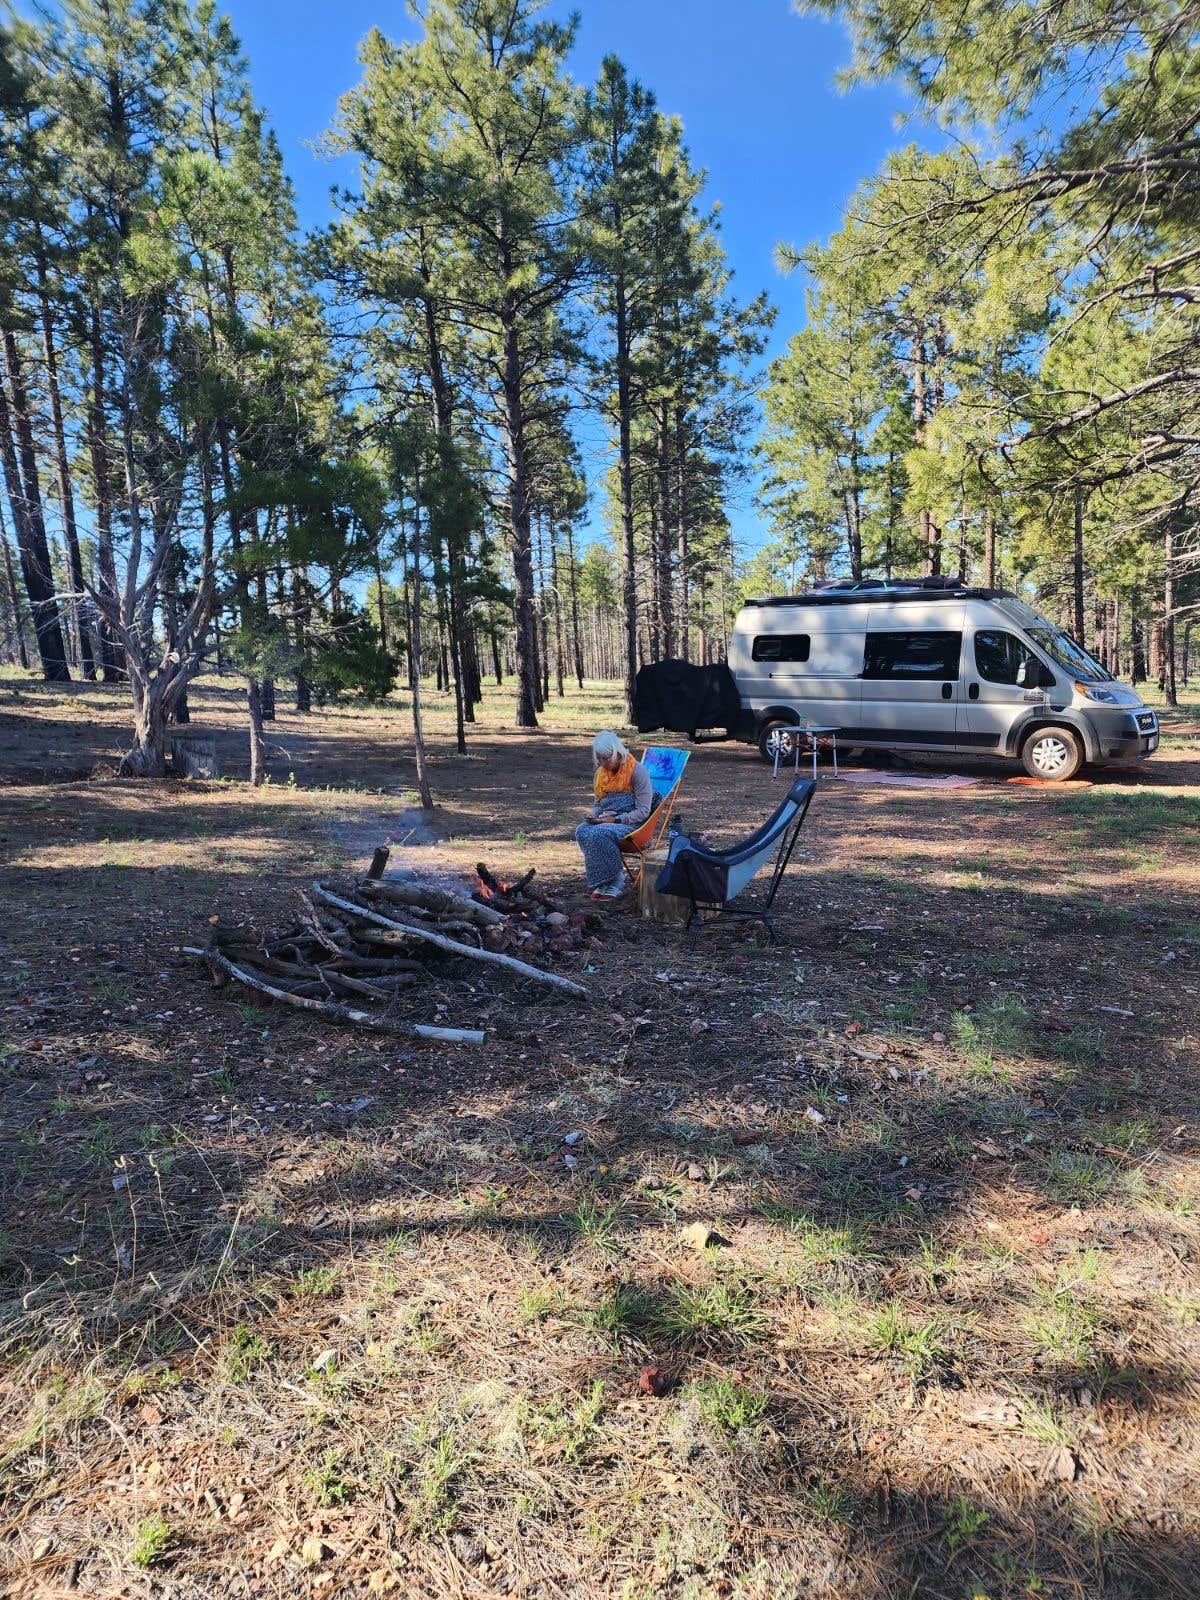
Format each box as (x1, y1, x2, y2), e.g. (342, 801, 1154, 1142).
(772, 724, 840, 782)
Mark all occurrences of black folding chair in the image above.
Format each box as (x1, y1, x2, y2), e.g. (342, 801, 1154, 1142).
(653, 778, 815, 943)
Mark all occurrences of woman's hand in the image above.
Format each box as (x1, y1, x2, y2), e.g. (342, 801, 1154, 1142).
(598, 812, 616, 824)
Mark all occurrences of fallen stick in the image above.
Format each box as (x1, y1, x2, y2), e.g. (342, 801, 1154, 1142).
(185, 947, 485, 1044)
(312, 884, 589, 1000)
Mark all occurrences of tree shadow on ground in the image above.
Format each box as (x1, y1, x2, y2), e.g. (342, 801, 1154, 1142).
(1, 759, 1197, 1595)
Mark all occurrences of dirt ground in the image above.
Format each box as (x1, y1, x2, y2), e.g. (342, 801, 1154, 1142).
(1, 670, 1198, 1599)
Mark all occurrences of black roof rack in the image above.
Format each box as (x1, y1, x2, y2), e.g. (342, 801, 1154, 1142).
(742, 582, 1010, 609)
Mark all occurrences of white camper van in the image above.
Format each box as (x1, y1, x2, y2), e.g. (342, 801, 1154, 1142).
(725, 583, 1159, 781)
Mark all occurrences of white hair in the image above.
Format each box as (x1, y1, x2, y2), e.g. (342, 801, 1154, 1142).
(592, 730, 630, 766)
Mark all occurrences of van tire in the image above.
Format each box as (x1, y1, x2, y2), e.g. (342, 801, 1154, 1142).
(758, 721, 798, 764)
(1020, 725, 1084, 782)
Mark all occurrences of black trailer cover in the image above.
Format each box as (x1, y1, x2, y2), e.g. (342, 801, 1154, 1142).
(632, 658, 742, 737)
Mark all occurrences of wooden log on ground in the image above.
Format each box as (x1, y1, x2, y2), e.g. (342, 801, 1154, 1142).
(186, 947, 484, 1044)
(313, 884, 589, 1000)
(359, 879, 505, 928)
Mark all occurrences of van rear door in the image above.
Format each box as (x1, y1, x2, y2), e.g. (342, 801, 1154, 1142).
(738, 607, 864, 728)
(854, 609, 966, 748)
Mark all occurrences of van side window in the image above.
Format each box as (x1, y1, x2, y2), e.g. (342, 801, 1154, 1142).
(752, 634, 811, 663)
(975, 630, 1035, 684)
(863, 631, 962, 679)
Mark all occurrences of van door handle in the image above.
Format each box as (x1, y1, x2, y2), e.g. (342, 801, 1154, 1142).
(968, 683, 979, 700)
(941, 683, 952, 700)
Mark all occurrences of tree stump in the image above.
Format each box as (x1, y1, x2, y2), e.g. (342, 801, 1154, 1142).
(637, 845, 691, 926)
(170, 732, 218, 779)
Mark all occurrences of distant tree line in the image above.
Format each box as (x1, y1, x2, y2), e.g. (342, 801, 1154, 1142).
(0, 0, 767, 790)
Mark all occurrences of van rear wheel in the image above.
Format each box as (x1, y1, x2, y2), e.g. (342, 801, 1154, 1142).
(758, 722, 798, 764)
(1021, 726, 1084, 782)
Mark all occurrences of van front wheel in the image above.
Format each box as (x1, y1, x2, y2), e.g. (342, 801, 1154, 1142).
(1020, 726, 1084, 782)
(758, 722, 798, 764)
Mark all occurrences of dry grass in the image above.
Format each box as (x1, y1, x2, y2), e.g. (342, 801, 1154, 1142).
(1, 669, 1198, 1597)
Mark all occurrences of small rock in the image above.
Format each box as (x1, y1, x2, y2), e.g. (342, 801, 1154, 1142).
(563, 1131, 583, 1147)
(301, 1532, 327, 1567)
(311, 1348, 337, 1373)
(682, 1220, 729, 1252)
(685, 1162, 705, 1182)
(803, 1105, 827, 1126)
(638, 1364, 670, 1396)
(932, 1031, 947, 1044)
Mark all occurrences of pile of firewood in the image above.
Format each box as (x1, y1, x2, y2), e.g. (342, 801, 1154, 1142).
(183, 848, 587, 1045)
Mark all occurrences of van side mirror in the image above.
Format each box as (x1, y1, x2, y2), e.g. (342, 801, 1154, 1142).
(1017, 659, 1054, 689)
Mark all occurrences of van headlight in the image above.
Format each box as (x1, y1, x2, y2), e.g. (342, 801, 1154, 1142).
(1075, 682, 1118, 704)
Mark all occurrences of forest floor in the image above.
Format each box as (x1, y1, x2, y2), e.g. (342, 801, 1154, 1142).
(1, 669, 1199, 1600)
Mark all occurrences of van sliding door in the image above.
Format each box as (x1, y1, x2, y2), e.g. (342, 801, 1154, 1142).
(856, 626, 965, 747)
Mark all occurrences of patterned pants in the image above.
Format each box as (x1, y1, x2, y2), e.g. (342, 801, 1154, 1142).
(575, 821, 630, 890)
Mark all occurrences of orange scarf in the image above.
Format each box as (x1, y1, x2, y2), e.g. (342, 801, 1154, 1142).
(594, 752, 635, 799)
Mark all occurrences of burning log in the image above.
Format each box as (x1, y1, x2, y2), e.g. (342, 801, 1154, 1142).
(188, 850, 592, 1042)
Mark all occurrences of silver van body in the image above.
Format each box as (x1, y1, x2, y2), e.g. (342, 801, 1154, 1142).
(728, 588, 1159, 777)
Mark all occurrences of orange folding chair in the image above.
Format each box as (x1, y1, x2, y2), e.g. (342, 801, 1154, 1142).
(619, 747, 690, 890)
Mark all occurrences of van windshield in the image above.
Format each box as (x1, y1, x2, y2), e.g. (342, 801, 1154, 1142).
(996, 600, 1112, 683)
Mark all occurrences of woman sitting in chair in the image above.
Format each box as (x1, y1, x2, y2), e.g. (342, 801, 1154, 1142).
(575, 731, 655, 899)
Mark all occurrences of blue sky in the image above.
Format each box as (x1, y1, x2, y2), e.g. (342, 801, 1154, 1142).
(222, 0, 927, 554)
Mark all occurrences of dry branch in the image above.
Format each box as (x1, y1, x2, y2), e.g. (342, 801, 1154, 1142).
(185, 947, 484, 1045)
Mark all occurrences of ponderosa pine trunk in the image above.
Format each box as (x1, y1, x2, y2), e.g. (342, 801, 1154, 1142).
(912, 328, 940, 577)
(1073, 489, 1086, 642)
(847, 431, 864, 581)
(0, 334, 70, 680)
(550, 524, 565, 697)
(246, 677, 267, 786)
(0, 495, 29, 668)
(499, 301, 539, 728)
(1163, 521, 1177, 708)
(406, 476, 434, 810)
(121, 675, 167, 777)
(86, 300, 123, 682)
(983, 505, 996, 588)
(675, 408, 690, 659)
(36, 245, 95, 679)
(565, 519, 584, 688)
(614, 275, 639, 720)
(656, 400, 674, 659)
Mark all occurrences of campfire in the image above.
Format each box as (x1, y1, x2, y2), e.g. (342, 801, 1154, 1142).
(473, 863, 593, 955)
(184, 848, 589, 1044)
